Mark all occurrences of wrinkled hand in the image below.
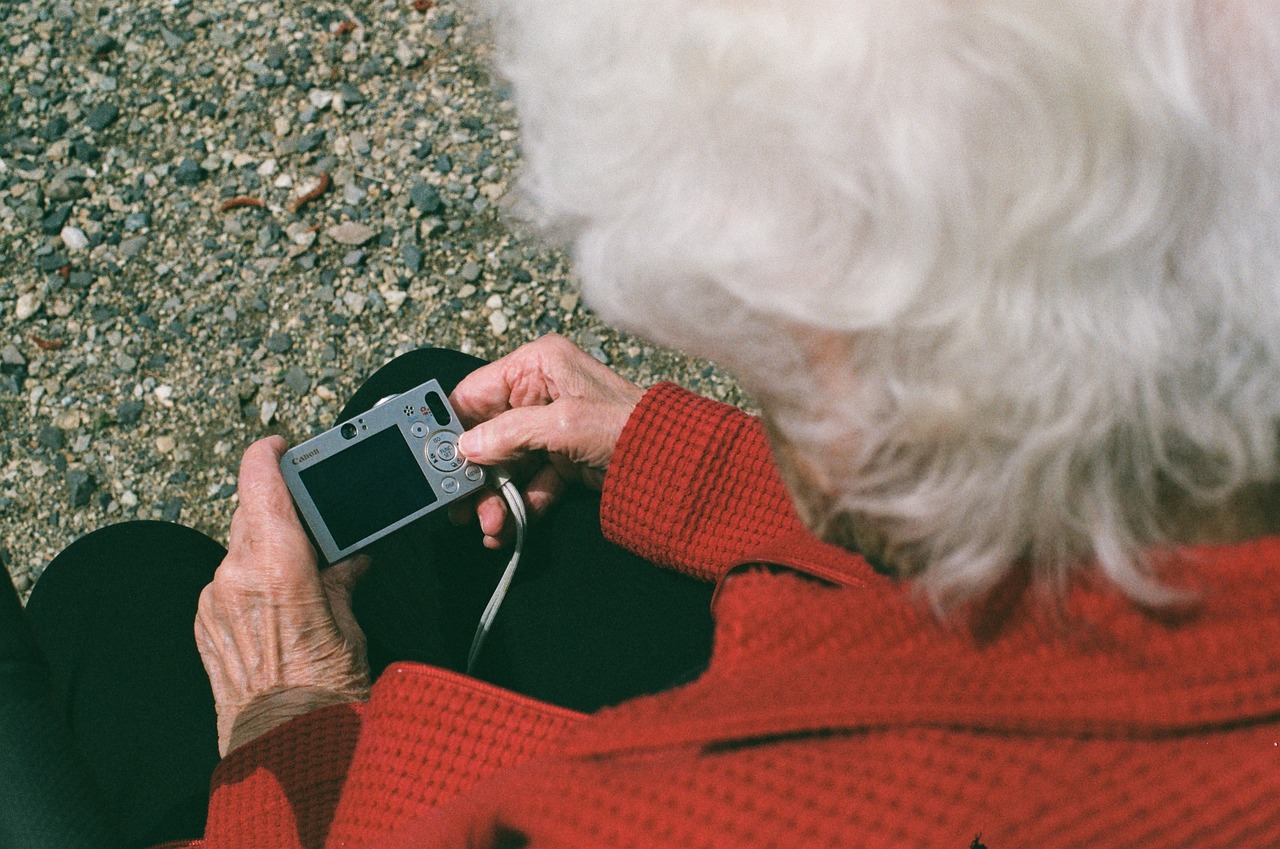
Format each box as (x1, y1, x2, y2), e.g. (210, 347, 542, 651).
(450, 334, 644, 548)
(196, 436, 371, 757)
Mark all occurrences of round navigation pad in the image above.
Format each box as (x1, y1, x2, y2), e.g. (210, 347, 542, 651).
(426, 432, 464, 472)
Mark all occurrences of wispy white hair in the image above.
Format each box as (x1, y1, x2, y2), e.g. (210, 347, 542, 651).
(481, 0, 1280, 607)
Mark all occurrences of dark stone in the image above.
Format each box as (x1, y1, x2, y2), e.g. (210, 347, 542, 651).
(40, 204, 73, 235)
(401, 243, 423, 274)
(433, 154, 452, 174)
(264, 44, 288, 69)
(40, 116, 69, 141)
(73, 140, 100, 162)
(295, 130, 326, 154)
(37, 425, 65, 451)
(339, 83, 364, 104)
(124, 211, 150, 231)
(116, 399, 144, 425)
(68, 271, 94, 289)
(84, 103, 119, 131)
(409, 183, 443, 214)
(87, 33, 119, 56)
(512, 268, 532, 283)
(66, 470, 97, 508)
(173, 158, 206, 185)
(284, 366, 310, 395)
(160, 498, 184, 522)
(414, 139, 433, 160)
(265, 332, 293, 353)
(168, 471, 190, 484)
(217, 484, 237, 499)
(536, 311, 561, 334)
(36, 253, 69, 272)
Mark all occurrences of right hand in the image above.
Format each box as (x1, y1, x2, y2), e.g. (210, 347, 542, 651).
(450, 334, 645, 548)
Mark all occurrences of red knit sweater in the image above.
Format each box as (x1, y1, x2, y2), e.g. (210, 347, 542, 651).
(166, 384, 1280, 849)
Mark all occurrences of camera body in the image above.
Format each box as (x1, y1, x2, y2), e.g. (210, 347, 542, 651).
(279, 379, 487, 564)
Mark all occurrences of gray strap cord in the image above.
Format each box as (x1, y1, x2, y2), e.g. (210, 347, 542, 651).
(466, 467, 527, 674)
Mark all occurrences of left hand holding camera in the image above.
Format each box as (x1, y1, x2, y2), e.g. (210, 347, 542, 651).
(196, 436, 371, 757)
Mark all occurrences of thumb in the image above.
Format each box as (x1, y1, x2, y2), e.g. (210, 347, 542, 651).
(458, 405, 566, 464)
(321, 556, 371, 641)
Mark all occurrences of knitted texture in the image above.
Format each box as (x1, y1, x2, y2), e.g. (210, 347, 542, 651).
(601, 382, 809, 581)
(325, 664, 582, 846)
(177, 383, 1280, 849)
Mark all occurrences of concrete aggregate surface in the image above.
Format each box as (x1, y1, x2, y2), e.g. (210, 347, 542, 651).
(0, 0, 746, 595)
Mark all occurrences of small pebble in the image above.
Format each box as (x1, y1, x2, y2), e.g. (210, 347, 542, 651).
(85, 103, 119, 131)
(327, 222, 377, 245)
(265, 332, 293, 353)
(61, 226, 90, 251)
(15, 293, 42, 321)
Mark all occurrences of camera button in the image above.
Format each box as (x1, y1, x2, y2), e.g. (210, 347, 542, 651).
(441, 477, 460, 494)
(410, 422, 429, 438)
(464, 464, 484, 482)
(426, 433, 464, 472)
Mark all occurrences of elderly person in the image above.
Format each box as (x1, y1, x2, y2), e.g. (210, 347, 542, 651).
(10, 0, 1280, 847)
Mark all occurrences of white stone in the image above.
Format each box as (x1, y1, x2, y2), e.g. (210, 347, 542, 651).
(488, 310, 509, 336)
(256, 158, 279, 177)
(14, 292, 41, 321)
(343, 291, 368, 315)
(259, 400, 278, 425)
(274, 173, 294, 189)
(326, 222, 377, 246)
(232, 152, 256, 168)
(485, 294, 503, 310)
(155, 435, 176, 454)
(285, 221, 316, 247)
(308, 90, 334, 110)
(383, 289, 407, 311)
(60, 226, 89, 251)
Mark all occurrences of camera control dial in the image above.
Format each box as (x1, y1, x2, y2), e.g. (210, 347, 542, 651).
(426, 432, 465, 472)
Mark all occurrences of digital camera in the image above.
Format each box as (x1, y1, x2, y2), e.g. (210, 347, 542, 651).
(279, 379, 487, 564)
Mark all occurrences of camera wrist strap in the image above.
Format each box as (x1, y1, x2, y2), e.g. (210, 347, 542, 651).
(465, 470, 527, 674)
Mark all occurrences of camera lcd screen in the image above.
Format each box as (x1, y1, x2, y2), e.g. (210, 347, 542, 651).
(298, 424, 438, 551)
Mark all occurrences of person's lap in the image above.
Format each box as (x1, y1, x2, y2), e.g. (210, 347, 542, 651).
(23, 347, 715, 847)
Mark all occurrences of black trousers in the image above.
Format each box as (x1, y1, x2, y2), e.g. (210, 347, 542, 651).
(20, 348, 715, 848)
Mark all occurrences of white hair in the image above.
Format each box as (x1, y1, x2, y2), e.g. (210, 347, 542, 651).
(482, 0, 1280, 607)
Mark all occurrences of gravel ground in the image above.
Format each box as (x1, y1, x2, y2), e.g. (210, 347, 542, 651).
(0, 0, 747, 597)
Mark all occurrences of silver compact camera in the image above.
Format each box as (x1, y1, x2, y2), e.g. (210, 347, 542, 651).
(279, 379, 488, 564)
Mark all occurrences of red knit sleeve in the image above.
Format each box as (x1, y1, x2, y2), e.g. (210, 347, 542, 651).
(600, 383, 809, 582)
(199, 701, 365, 849)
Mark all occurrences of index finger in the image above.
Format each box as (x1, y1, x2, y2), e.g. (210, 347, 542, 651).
(449, 356, 520, 428)
(449, 336, 569, 426)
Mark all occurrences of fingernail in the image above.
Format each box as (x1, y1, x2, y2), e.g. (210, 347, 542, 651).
(458, 430, 479, 456)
